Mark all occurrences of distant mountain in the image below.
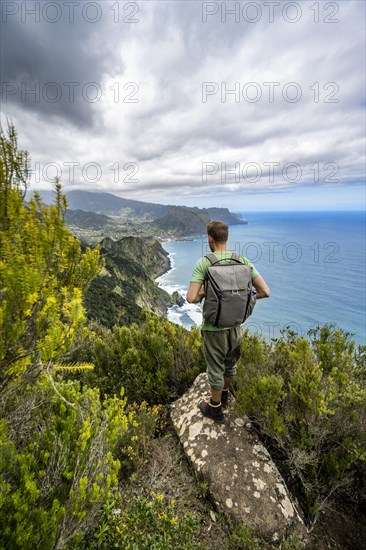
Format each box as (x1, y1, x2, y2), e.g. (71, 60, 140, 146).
(149, 206, 245, 237)
(38, 189, 247, 238)
(149, 205, 210, 236)
(65, 209, 111, 229)
(40, 190, 245, 222)
(40, 190, 169, 218)
(206, 208, 247, 226)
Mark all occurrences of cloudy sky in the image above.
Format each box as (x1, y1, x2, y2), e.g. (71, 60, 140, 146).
(1, 0, 365, 210)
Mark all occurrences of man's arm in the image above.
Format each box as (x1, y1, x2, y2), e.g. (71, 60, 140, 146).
(187, 282, 205, 304)
(252, 275, 270, 299)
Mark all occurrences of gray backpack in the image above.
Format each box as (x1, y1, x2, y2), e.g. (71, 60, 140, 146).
(202, 253, 256, 327)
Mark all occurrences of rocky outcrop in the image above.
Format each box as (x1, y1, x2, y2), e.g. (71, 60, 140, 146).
(170, 373, 307, 544)
(206, 207, 247, 226)
(100, 236, 170, 279)
(149, 205, 210, 237)
(84, 236, 181, 327)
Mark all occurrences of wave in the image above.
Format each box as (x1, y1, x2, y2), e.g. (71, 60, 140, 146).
(155, 251, 176, 288)
(155, 251, 202, 329)
(167, 301, 202, 330)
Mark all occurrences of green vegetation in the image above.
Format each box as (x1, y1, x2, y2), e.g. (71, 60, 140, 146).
(0, 124, 203, 549)
(235, 326, 366, 522)
(67, 315, 205, 405)
(1, 124, 365, 548)
(0, 126, 101, 392)
(84, 235, 182, 328)
(0, 377, 127, 548)
(83, 492, 201, 550)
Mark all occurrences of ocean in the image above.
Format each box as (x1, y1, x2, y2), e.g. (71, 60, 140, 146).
(156, 211, 366, 346)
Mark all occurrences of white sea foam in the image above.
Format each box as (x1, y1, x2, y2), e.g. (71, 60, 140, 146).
(154, 246, 206, 329)
(155, 251, 176, 289)
(187, 308, 203, 327)
(166, 300, 202, 330)
(166, 307, 184, 326)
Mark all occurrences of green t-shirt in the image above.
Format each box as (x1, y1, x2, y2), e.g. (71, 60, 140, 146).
(190, 251, 260, 331)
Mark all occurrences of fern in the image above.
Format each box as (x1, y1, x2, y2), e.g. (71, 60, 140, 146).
(53, 362, 94, 373)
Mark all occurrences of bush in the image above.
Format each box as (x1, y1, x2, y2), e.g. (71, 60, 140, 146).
(0, 124, 101, 392)
(235, 325, 366, 522)
(67, 314, 205, 405)
(85, 492, 201, 550)
(0, 375, 132, 549)
(0, 125, 168, 548)
(115, 401, 162, 479)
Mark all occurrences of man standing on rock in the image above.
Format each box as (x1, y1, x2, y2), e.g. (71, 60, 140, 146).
(187, 221, 270, 424)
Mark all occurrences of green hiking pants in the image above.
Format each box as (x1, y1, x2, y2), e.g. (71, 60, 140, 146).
(201, 326, 243, 389)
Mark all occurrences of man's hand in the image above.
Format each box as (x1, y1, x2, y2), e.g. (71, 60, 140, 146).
(187, 282, 205, 304)
(197, 287, 206, 302)
(252, 275, 270, 299)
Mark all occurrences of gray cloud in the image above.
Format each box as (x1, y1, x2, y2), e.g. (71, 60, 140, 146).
(1, 0, 364, 208)
(1, 2, 125, 127)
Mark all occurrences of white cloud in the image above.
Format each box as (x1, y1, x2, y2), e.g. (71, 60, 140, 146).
(1, 0, 365, 209)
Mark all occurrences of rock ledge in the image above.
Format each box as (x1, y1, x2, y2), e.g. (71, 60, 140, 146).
(170, 373, 307, 543)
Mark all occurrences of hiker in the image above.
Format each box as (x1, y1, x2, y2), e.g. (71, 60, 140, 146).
(187, 221, 270, 424)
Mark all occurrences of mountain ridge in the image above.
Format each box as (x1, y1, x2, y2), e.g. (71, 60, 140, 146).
(39, 189, 246, 226)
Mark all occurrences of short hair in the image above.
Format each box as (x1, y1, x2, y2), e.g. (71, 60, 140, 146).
(207, 221, 228, 243)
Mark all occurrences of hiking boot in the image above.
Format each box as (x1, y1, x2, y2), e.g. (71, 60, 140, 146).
(199, 400, 224, 424)
(221, 388, 229, 409)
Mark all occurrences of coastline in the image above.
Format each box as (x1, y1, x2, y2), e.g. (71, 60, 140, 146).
(155, 247, 175, 290)
(155, 251, 172, 279)
(155, 240, 204, 330)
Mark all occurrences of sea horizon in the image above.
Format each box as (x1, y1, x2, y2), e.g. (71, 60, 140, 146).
(157, 210, 365, 346)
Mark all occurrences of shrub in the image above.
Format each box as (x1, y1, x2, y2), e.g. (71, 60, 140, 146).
(0, 124, 161, 548)
(0, 124, 101, 392)
(115, 401, 162, 479)
(235, 325, 366, 522)
(0, 375, 132, 549)
(85, 492, 201, 550)
(67, 314, 205, 405)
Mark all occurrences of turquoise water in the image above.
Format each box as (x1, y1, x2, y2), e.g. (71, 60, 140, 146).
(156, 211, 366, 345)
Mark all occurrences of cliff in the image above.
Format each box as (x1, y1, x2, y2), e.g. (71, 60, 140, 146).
(84, 236, 182, 327)
(206, 207, 247, 226)
(148, 205, 210, 237)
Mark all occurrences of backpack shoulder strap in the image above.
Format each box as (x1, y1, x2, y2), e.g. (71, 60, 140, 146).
(205, 252, 243, 265)
(230, 252, 242, 263)
(205, 253, 218, 265)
